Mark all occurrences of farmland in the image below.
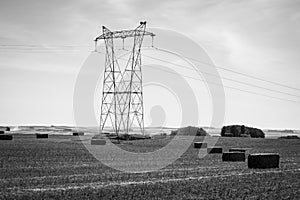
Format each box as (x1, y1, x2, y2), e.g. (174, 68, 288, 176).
(0, 130, 299, 199)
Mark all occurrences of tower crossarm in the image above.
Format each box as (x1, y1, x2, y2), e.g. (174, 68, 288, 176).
(94, 22, 155, 41)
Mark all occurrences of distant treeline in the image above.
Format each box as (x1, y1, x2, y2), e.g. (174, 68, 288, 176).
(171, 126, 208, 136)
(278, 135, 299, 139)
(221, 125, 265, 138)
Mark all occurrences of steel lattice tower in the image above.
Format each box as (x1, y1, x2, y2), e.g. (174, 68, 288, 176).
(95, 22, 155, 135)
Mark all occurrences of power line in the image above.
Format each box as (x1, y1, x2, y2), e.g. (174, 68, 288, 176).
(0, 44, 132, 53)
(0, 47, 93, 54)
(141, 53, 300, 99)
(3, 44, 296, 104)
(120, 47, 300, 98)
(0, 44, 92, 48)
(96, 50, 300, 104)
(1, 43, 300, 94)
(0, 44, 144, 49)
(0, 44, 94, 54)
(110, 46, 300, 95)
(153, 47, 300, 92)
(0, 50, 91, 54)
(147, 65, 300, 105)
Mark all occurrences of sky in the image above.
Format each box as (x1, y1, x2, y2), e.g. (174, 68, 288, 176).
(0, 0, 300, 129)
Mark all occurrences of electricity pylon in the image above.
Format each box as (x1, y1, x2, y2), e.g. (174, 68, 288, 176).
(95, 22, 155, 135)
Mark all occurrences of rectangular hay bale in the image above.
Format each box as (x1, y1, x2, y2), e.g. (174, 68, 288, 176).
(222, 152, 245, 162)
(0, 131, 4, 135)
(207, 147, 223, 154)
(36, 133, 48, 139)
(248, 153, 279, 169)
(73, 132, 84, 136)
(194, 142, 207, 148)
(0, 135, 13, 140)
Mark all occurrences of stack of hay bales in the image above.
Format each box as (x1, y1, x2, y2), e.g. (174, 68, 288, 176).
(194, 142, 207, 148)
(73, 132, 84, 136)
(222, 152, 245, 162)
(221, 125, 265, 138)
(248, 153, 279, 169)
(36, 133, 48, 139)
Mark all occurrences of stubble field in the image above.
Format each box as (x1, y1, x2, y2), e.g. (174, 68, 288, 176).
(0, 132, 299, 199)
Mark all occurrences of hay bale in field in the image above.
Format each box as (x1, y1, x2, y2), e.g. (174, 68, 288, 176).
(5, 127, 10, 131)
(36, 133, 48, 139)
(229, 148, 247, 153)
(222, 152, 245, 162)
(0, 131, 4, 134)
(248, 153, 280, 169)
(73, 132, 84, 136)
(0, 135, 13, 140)
(194, 142, 207, 148)
(91, 139, 106, 145)
(207, 147, 222, 154)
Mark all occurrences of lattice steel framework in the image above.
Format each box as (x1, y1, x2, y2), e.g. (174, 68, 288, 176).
(95, 22, 155, 135)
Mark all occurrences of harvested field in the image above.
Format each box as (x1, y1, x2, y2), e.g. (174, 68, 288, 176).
(0, 132, 299, 199)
